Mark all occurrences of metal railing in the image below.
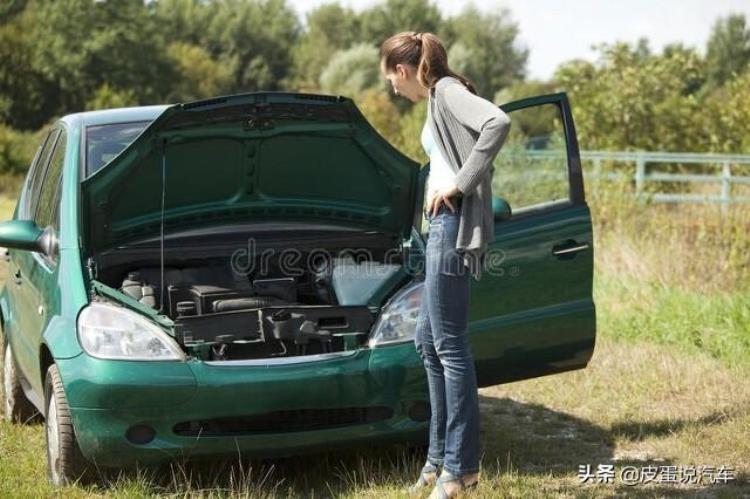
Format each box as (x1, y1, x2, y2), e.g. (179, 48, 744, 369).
(582, 151, 750, 204)
(502, 150, 750, 204)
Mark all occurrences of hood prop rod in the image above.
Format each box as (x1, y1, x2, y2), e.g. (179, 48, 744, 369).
(158, 138, 167, 314)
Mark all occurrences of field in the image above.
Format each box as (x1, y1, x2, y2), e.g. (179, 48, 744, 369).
(0, 185, 748, 498)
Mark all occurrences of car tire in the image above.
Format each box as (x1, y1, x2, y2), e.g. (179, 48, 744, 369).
(2, 342, 39, 424)
(44, 364, 94, 486)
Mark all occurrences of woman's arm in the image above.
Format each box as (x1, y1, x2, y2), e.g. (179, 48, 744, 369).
(441, 82, 511, 195)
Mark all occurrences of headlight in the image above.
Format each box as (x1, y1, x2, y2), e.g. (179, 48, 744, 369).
(368, 280, 423, 347)
(78, 302, 184, 361)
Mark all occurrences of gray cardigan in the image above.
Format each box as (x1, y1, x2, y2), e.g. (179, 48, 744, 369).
(427, 76, 512, 281)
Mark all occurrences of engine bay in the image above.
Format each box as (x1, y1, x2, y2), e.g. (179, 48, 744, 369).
(97, 248, 406, 362)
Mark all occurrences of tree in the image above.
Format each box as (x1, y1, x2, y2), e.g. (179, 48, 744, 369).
(554, 41, 709, 152)
(357, 89, 402, 147)
(493, 79, 561, 142)
(0, 123, 45, 175)
(705, 69, 750, 153)
(28, 0, 176, 112)
(287, 3, 362, 91)
(85, 83, 138, 111)
(0, 0, 27, 23)
(319, 43, 385, 96)
(706, 13, 750, 88)
(165, 42, 234, 101)
(0, 7, 59, 129)
(152, 0, 212, 46)
(202, 0, 300, 91)
(359, 0, 442, 47)
(442, 4, 528, 98)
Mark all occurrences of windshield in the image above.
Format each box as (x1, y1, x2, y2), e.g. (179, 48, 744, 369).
(86, 121, 151, 176)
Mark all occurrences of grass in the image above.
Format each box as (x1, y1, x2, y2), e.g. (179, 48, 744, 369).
(1, 186, 749, 497)
(1, 335, 746, 497)
(596, 275, 750, 369)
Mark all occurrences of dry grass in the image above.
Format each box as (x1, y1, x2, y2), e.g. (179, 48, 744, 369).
(1, 187, 749, 497)
(1, 335, 746, 497)
(589, 179, 750, 294)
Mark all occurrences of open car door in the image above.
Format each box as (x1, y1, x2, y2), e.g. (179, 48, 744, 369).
(468, 93, 596, 387)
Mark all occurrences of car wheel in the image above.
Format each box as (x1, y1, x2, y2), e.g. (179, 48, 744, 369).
(2, 342, 39, 423)
(44, 364, 94, 486)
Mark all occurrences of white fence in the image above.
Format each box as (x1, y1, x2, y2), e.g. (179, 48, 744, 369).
(581, 151, 750, 204)
(510, 150, 750, 204)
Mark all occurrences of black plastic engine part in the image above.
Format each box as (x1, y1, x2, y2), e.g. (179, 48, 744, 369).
(213, 295, 286, 313)
(252, 277, 297, 303)
(176, 301, 197, 317)
(174, 309, 263, 346)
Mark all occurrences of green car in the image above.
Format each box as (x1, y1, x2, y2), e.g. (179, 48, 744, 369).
(0, 92, 595, 485)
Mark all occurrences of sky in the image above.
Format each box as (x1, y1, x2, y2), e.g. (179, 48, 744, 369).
(287, 0, 750, 79)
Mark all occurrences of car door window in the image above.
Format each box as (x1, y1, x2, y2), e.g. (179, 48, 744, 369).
(18, 131, 51, 215)
(23, 128, 60, 220)
(35, 129, 66, 231)
(492, 100, 574, 216)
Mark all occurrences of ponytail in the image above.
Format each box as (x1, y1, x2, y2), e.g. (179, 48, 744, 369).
(380, 31, 476, 94)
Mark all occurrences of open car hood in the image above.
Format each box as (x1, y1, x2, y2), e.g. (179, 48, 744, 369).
(82, 92, 420, 254)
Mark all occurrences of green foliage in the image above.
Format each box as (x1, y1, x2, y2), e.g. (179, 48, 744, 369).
(154, 0, 301, 94)
(319, 43, 385, 96)
(0, 123, 43, 175)
(597, 276, 750, 369)
(704, 70, 750, 153)
(358, 0, 442, 47)
(492, 104, 568, 209)
(200, 0, 300, 90)
(288, 3, 362, 91)
(442, 4, 528, 97)
(393, 99, 428, 163)
(165, 42, 234, 101)
(357, 89, 403, 147)
(85, 83, 138, 111)
(286, 0, 525, 100)
(153, 0, 213, 46)
(0, 0, 27, 23)
(29, 0, 176, 113)
(0, 7, 59, 129)
(495, 80, 562, 140)
(554, 40, 711, 152)
(706, 13, 750, 88)
(550, 15, 750, 155)
(359, 92, 427, 163)
(1, 2, 749, 169)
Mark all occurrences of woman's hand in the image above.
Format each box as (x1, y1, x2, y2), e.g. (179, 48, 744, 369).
(427, 184, 462, 217)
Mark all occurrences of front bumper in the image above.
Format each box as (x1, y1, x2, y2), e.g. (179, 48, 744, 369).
(56, 343, 429, 467)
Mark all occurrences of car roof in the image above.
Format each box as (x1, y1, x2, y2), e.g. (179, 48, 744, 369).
(63, 104, 171, 129)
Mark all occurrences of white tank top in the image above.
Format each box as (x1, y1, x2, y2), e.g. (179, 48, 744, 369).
(421, 119, 456, 204)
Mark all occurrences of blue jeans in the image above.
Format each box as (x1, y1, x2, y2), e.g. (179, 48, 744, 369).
(414, 203, 481, 477)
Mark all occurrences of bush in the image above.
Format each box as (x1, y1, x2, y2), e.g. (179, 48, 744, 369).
(319, 43, 385, 97)
(0, 122, 42, 175)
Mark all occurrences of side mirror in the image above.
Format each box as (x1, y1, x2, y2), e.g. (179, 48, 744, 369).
(492, 197, 512, 221)
(0, 220, 58, 257)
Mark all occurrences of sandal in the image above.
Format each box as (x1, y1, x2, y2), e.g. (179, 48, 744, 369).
(429, 471, 479, 499)
(407, 460, 441, 493)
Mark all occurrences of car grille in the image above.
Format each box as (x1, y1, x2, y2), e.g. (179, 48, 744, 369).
(172, 406, 394, 436)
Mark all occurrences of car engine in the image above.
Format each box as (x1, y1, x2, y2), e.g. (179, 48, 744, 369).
(110, 254, 403, 361)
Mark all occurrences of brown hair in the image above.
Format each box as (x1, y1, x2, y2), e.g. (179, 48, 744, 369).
(379, 31, 476, 94)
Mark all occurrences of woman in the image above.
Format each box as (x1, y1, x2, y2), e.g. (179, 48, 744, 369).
(379, 31, 511, 498)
